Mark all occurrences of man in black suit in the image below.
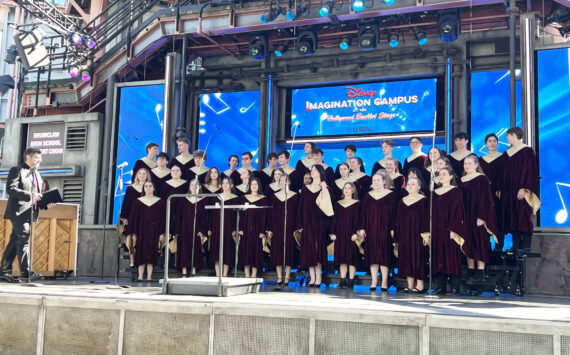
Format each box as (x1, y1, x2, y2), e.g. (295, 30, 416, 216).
(1, 147, 49, 282)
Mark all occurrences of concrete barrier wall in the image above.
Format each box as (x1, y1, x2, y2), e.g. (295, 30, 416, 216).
(0, 294, 569, 355)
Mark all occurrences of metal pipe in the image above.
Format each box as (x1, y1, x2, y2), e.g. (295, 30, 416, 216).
(179, 36, 188, 129)
(163, 53, 175, 153)
(508, 0, 517, 128)
(520, 13, 536, 147)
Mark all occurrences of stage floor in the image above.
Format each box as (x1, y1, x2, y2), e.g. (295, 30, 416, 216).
(1, 277, 569, 323)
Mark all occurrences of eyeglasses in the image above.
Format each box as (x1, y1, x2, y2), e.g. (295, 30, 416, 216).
(410, 141, 421, 145)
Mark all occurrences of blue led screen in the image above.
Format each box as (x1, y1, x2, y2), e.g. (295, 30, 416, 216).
(198, 91, 261, 170)
(291, 78, 438, 137)
(112, 83, 165, 224)
(538, 48, 570, 228)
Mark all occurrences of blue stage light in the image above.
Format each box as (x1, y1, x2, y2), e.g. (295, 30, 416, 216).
(352, 0, 364, 12)
(320, 0, 334, 17)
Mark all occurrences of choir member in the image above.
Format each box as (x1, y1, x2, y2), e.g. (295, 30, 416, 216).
(295, 142, 315, 180)
(277, 150, 300, 193)
(267, 174, 298, 289)
(329, 182, 361, 289)
(396, 177, 429, 293)
(385, 158, 405, 199)
(240, 151, 257, 175)
(449, 132, 471, 178)
(207, 176, 238, 277)
(223, 155, 242, 186)
(235, 168, 252, 196)
(203, 167, 222, 194)
(311, 148, 335, 188)
(349, 157, 371, 199)
(498, 127, 540, 252)
(170, 137, 195, 181)
(265, 168, 284, 197)
(302, 172, 312, 189)
(423, 147, 445, 189)
(431, 167, 466, 295)
(332, 163, 354, 201)
(372, 139, 403, 176)
(187, 150, 209, 185)
(150, 152, 171, 196)
(296, 164, 334, 287)
(460, 155, 498, 282)
(120, 167, 151, 267)
(479, 133, 505, 250)
(334, 144, 364, 179)
(358, 171, 397, 291)
(128, 181, 165, 281)
(259, 152, 278, 188)
(131, 142, 158, 182)
(158, 165, 188, 201)
(172, 179, 208, 277)
(402, 137, 427, 177)
(406, 167, 429, 197)
(238, 178, 268, 278)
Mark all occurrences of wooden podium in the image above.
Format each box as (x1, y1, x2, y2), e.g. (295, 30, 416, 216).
(0, 200, 79, 278)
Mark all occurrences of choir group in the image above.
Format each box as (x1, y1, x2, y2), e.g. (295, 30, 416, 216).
(119, 126, 540, 294)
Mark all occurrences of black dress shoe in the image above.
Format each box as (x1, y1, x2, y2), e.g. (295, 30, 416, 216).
(0, 274, 15, 283)
(381, 287, 389, 292)
(370, 286, 377, 291)
(446, 289, 460, 296)
(338, 278, 346, 289)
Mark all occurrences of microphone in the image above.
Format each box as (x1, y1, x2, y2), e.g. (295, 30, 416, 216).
(132, 135, 139, 141)
(117, 162, 128, 169)
(26, 166, 37, 178)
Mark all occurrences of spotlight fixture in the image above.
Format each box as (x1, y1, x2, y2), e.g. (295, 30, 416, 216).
(5, 45, 18, 64)
(69, 65, 80, 78)
(438, 12, 460, 42)
(261, 7, 283, 24)
(382, 0, 395, 4)
(86, 38, 96, 49)
(81, 67, 91, 82)
(358, 25, 378, 50)
(274, 44, 288, 57)
(388, 32, 400, 47)
(339, 35, 351, 50)
(249, 35, 268, 59)
(13, 27, 50, 69)
(351, 0, 364, 12)
(296, 30, 317, 56)
(413, 27, 428, 45)
(0, 75, 15, 96)
(320, 0, 335, 17)
(286, 4, 307, 20)
(70, 32, 83, 46)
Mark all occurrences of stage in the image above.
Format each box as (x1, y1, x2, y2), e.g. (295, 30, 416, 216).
(0, 277, 569, 355)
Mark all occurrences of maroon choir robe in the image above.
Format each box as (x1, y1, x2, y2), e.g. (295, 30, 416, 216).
(128, 197, 165, 266)
(388, 172, 406, 200)
(422, 166, 439, 191)
(334, 162, 365, 179)
(207, 193, 238, 266)
(331, 177, 354, 202)
(119, 184, 143, 236)
(395, 194, 429, 280)
(480, 152, 505, 233)
(296, 184, 334, 268)
(295, 157, 314, 186)
(350, 171, 371, 200)
(187, 166, 209, 186)
(432, 186, 466, 276)
(259, 167, 275, 189)
(170, 154, 195, 181)
(131, 157, 156, 182)
(234, 184, 249, 197)
(402, 153, 427, 177)
(371, 158, 403, 177)
(264, 182, 281, 198)
(223, 169, 242, 186)
(280, 166, 301, 193)
(322, 164, 336, 188)
(268, 191, 299, 268)
(158, 179, 189, 201)
(460, 173, 498, 263)
(237, 195, 268, 269)
(172, 197, 208, 270)
(359, 190, 397, 267)
(448, 150, 472, 178)
(202, 184, 222, 196)
(149, 168, 171, 197)
(498, 144, 541, 234)
(330, 200, 361, 266)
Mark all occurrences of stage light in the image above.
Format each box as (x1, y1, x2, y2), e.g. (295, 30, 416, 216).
(261, 7, 282, 24)
(274, 44, 288, 57)
(249, 35, 268, 59)
(13, 27, 50, 69)
(352, 0, 364, 12)
(70, 32, 83, 46)
(0, 75, 15, 96)
(5, 45, 18, 64)
(81, 68, 91, 82)
(69, 65, 80, 78)
(438, 12, 460, 42)
(297, 31, 317, 56)
(339, 35, 351, 50)
(382, 0, 395, 4)
(414, 27, 427, 45)
(86, 38, 96, 49)
(388, 32, 399, 47)
(358, 25, 378, 50)
(320, 0, 334, 17)
(286, 4, 307, 20)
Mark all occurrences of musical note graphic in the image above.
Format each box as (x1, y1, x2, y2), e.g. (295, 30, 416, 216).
(155, 104, 163, 130)
(240, 102, 255, 113)
(421, 90, 430, 102)
(202, 93, 230, 114)
(555, 182, 570, 224)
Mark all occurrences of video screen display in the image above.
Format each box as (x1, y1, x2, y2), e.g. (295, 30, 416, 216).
(290, 78, 438, 137)
(537, 48, 570, 228)
(113, 83, 165, 224)
(198, 91, 261, 170)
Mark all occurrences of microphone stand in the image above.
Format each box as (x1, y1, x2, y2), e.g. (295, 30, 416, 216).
(426, 111, 438, 299)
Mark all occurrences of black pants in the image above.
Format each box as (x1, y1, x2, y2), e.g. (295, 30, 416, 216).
(512, 231, 532, 250)
(1, 218, 31, 277)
